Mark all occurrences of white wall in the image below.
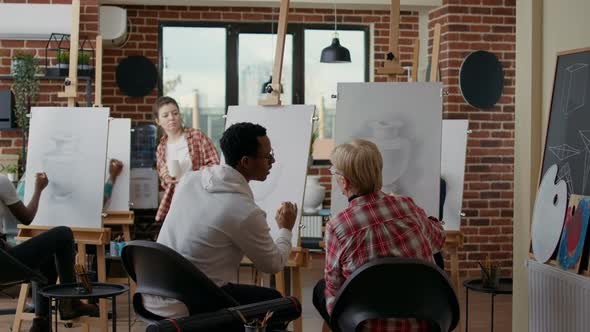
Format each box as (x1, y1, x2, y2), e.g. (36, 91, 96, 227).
(514, 1, 590, 331)
(541, 0, 590, 126)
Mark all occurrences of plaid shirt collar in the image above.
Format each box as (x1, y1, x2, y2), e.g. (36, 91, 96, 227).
(159, 127, 192, 144)
(348, 191, 386, 208)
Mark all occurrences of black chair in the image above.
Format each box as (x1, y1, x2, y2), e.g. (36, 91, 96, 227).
(121, 240, 239, 322)
(0, 248, 47, 315)
(330, 257, 460, 332)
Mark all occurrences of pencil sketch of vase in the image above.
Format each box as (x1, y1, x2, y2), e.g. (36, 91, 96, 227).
(42, 132, 80, 202)
(367, 120, 411, 194)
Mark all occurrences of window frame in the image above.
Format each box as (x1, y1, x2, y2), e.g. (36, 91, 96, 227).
(158, 21, 370, 107)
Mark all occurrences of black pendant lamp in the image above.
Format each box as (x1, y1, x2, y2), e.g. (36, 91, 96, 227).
(320, 3, 351, 63)
(321, 33, 351, 63)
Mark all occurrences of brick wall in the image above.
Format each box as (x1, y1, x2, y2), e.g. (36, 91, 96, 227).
(429, 0, 515, 277)
(0, 0, 99, 156)
(0, 1, 515, 277)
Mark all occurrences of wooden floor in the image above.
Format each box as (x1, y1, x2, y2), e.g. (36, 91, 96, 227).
(0, 252, 511, 331)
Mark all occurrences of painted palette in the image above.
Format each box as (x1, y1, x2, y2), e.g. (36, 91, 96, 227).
(531, 164, 568, 263)
(558, 195, 590, 272)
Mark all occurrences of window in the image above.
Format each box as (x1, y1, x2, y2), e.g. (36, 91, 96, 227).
(239, 33, 293, 105)
(161, 26, 226, 151)
(160, 22, 369, 159)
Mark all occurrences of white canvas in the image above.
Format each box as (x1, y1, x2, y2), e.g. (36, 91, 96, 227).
(331, 82, 443, 217)
(104, 118, 131, 211)
(25, 107, 109, 228)
(225, 105, 315, 244)
(441, 119, 469, 230)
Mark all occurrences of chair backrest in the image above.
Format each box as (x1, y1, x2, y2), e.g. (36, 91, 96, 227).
(330, 257, 460, 332)
(121, 240, 239, 321)
(0, 248, 47, 287)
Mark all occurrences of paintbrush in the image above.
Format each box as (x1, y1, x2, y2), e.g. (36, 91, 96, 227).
(477, 261, 493, 283)
(261, 311, 274, 327)
(235, 310, 248, 324)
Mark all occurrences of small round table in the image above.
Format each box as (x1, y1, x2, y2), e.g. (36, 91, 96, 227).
(463, 278, 512, 332)
(40, 282, 129, 332)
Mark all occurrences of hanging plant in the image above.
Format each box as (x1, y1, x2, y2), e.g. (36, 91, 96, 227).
(11, 53, 40, 173)
(11, 53, 40, 130)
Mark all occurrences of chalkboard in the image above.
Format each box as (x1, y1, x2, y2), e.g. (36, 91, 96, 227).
(541, 48, 590, 197)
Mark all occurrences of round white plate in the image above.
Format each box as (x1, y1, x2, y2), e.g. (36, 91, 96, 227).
(531, 164, 568, 263)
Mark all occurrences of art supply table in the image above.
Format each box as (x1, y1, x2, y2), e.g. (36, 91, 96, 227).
(40, 282, 129, 332)
(463, 278, 512, 332)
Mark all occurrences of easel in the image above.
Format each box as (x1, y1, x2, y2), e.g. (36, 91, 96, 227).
(425, 19, 463, 332)
(255, 2, 311, 332)
(381, 0, 459, 293)
(12, 2, 112, 331)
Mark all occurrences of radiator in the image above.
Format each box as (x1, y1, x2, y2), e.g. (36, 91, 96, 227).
(528, 259, 590, 332)
(301, 215, 323, 238)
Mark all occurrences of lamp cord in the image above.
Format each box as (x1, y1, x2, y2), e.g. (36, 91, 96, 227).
(333, 1, 338, 34)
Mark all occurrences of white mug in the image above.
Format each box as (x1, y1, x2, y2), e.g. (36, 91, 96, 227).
(167, 160, 181, 179)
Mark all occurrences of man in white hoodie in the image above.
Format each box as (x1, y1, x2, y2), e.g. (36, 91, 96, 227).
(143, 122, 297, 318)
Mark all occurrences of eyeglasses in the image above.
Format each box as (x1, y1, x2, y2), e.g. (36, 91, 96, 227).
(255, 150, 275, 161)
(329, 166, 342, 176)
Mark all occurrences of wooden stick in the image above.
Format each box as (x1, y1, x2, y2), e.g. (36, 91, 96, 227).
(94, 35, 103, 107)
(192, 91, 199, 129)
(258, 0, 290, 106)
(430, 23, 441, 82)
(388, 0, 400, 63)
(411, 38, 420, 82)
(375, 0, 405, 77)
(57, 0, 80, 105)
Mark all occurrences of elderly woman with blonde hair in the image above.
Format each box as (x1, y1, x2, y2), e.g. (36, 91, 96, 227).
(314, 139, 446, 332)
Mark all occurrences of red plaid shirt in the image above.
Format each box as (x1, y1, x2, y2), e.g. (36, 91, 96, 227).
(325, 191, 446, 332)
(155, 128, 219, 222)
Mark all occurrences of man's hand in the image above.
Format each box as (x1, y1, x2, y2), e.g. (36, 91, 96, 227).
(275, 202, 298, 231)
(34, 172, 48, 193)
(109, 159, 123, 180)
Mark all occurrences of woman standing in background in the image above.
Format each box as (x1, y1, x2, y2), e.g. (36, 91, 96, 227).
(154, 96, 219, 222)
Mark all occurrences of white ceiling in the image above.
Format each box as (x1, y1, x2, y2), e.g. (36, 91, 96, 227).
(99, 0, 441, 11)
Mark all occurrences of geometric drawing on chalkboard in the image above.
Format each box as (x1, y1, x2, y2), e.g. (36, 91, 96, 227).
(580, 130, 590, 193)
(549, 144, 580, 161)
(557, 162, 574, 194)
(560, 63, 588, 116)
(557, 195, 590, 272)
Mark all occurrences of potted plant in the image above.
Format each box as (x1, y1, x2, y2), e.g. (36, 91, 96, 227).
(78, 51, 91, 70)
(11, 53, 40, 172)
(4, 164, 18, 182)
(57, 50, 69, 67)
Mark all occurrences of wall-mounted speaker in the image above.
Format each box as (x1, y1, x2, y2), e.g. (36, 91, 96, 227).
(0, 90, 15, 129)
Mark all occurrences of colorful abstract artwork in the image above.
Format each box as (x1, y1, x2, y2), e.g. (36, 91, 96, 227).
(558, 195, 590, 271)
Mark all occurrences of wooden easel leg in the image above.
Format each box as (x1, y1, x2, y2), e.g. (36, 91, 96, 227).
(275, 270, 286, 296)
(12, 283, 30, 332)
(122, 225, 131, 243)
(291, 266, 303, 332)
(96, 244, 108, 332)
(449, 247, 462, 332)
(77, 242, 87, 265)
